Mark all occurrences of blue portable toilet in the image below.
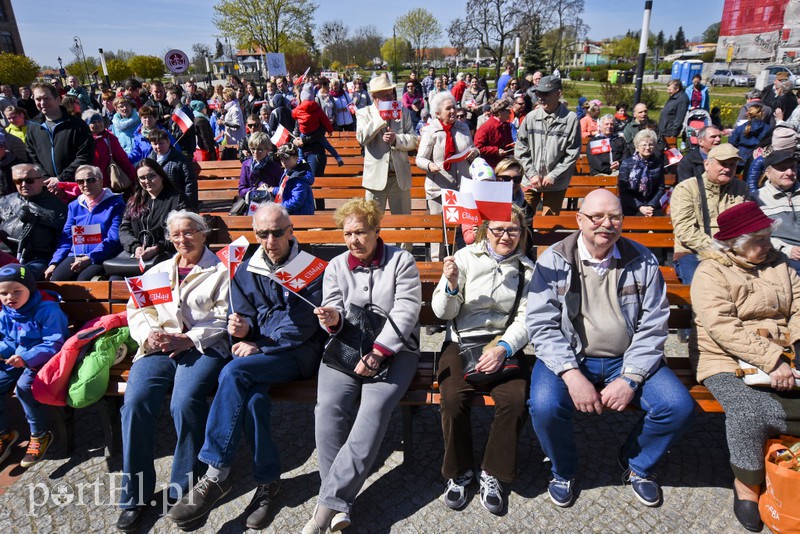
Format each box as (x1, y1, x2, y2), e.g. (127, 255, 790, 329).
(683, 60, 703, 86)
(671, 60, 683, 82)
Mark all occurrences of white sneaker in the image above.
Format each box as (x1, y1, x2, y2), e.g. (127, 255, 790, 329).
(443, 469, 474, 509)
(479, 470, 504, 514)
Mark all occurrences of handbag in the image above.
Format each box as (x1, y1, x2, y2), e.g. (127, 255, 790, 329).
(105, 138, 132, 193)
(322, 302, 419, 381)
(759, 435, 800, 533)
(735, 330, 800, 389)
(229, 189, 273, 216)
(454, 259, 525, 386)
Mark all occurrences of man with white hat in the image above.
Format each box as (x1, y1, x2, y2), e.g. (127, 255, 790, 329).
(356, 74, 418, 215)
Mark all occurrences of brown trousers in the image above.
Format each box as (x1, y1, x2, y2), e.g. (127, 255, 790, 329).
(437, 341, 529, 483)
(524, 188, 568, 215)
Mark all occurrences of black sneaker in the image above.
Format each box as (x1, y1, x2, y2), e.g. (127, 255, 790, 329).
(167, 474, 232, 527)
(245, 480, 281, 530)
(443, 469, 474, 510)
(478, 470, 504, 514)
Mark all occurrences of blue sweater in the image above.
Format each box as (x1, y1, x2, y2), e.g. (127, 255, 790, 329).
(0, 290, 69, 370)
(50, 189, 125, 265)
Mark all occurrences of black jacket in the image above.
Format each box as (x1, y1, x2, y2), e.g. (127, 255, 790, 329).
(168, 104, 197, 157)
(0, 191, 67, 264)
(586, 134, 625, 175)
(193, 116, 217, 159)
(144, 97, 173, 128)
(658, 91, 689, 137)
(145, 150, 197, 211)
(26, 107, 94, 181)
(119, 188, 186, 254)
(676, 148, 705, 183)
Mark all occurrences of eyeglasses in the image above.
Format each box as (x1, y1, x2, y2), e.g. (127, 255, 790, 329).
(76, 177, 98, 185)
(496, 174, 522, 183)
(169, 230, 198, 241)
(254, 224, 292, 239)
(456, 114, 467, 119)
(487, 226, 521, 238)
(138, 172, 158, 181)
(13, 177, 42, 185)
(579, 212, 623, 225)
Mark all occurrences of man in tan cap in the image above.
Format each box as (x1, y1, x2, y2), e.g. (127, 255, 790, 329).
(355, 74, 418, 215)
(670, 143, 751, 285)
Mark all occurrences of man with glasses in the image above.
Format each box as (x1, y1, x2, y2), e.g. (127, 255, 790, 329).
(0, 164, 66, 279)
(515, 75, 580, 215)
(527, 188, 695, 509)
(168, 202, 325, 530)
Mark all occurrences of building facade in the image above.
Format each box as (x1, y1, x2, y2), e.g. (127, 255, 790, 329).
(716, 0, 799, 63)
(0, 0, 23, 55)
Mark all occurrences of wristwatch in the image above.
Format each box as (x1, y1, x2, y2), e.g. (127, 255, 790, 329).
(621, 376, 640, 391)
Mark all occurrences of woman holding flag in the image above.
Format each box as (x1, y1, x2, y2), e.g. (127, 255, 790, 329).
(116, 209, 229, 532)
(417, 91, 480, 260)
(618, 129, 666, 217)
(44, 165, 125, 281)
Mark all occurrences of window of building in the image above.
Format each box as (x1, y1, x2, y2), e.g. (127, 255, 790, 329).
(0, 3, 7, 22)
(0, 32, 15, 54)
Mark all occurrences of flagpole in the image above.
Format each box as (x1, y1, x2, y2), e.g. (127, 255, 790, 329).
(440, 209, 451, 257)
(264, 273, 318, 308)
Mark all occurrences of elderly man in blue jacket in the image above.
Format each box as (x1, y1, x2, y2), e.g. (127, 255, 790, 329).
(526, 189, 695, 509)
(165, 202, 325, 532)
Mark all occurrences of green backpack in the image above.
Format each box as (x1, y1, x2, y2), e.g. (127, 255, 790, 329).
(66, 327, 137, 409)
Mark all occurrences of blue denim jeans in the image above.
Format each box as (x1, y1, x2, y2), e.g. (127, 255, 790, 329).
(673, 254, 700, 286)
(528, 357, 695, 481)
(0, 366, 48, 435)
(198, 348, 307, 483)
(305, 151, 327, 178)
(118, 350, 226, 509)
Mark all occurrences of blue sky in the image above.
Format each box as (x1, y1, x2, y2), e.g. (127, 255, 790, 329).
(14, 0, 724, 68)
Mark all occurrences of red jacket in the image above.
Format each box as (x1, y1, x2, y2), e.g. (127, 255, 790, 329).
(474, 116, 514, 168)
(292, 100, 334, 135)
(452, 80, 467, 104)
(92, 131, 137, 188)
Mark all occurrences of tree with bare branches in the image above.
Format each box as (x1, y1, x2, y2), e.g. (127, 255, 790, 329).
(395, 8, 441, 72)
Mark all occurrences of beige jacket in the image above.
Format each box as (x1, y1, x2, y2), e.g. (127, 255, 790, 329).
(670, 174, 750, 255)
(415, 118, 474, 200)
(127, 247, 230, 361)
(356, 103, 418, 192)
(690, 249, 800, 382)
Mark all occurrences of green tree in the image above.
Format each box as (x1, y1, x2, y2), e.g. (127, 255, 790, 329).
(380, 37, 412, 72)
(604, 36, 640, 62)
(395, 8, 441, 72)
(655, 30, 665, 53)
(128, 55, 165, 80)
(213, 0, 318, 54)
(106, 59, 133, 83)
(65, 57, 99, 80)
(215, 39, 224, 58)
(665, 35, 675, 54)
(674, 26, 686, 50)
(522, 15, 547, 74)
(702, 22, 720, 44)
(0, 53, 39, 86)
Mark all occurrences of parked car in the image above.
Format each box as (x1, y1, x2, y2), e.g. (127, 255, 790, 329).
(709, 68, 756, 87)
(763, 65, 800, 89)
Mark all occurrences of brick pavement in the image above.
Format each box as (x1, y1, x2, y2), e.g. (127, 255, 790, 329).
(0, 335, 750, 533)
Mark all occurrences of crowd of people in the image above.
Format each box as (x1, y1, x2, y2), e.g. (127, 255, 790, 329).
(0, 63, 798, 534)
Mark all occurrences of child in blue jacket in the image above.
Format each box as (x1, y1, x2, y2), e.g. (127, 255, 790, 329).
(272, 144, 316, 215)
(0, 264, 69, 466)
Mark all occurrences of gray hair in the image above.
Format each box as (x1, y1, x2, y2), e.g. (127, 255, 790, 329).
(430, 91, 456, 115)
(75, 165, 103, 182)
(165, 210, 210, 235)
(633, 128, 658, 148)
(697, 125, 721, 140)
(712, 223, 778, 253)
(745, 88, 762, 100)
(778, 79, 793, 94)
(599, 113, 615, 125)
(247, 131, 271, 150)
(251, 201, 290, 227)
(11, 163, 44, 178)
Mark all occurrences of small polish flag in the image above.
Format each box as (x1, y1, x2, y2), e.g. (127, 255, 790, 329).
(666, 148, 683, 166)
(441, 188, 480, 226)
(296, 67, 311, 86)
(378, 100, 402, 121)
(215, 236, 250, 280)
(268, 251, 327, 293)
(171, 107, 194, 134)
(443, 148, 473, 165)
(207, 100, 220, 111)
(270, 124, 291, 147)
(138, 256, 146, 273)
(72, 224, 102, 246)
(213, 131, 224, 144)
(247, 202, 259, 215)
(588, 138, 611, 155)
(460, 177, 513, 222)
(126, 271, 173, 308)
(252, 100, 268, 107)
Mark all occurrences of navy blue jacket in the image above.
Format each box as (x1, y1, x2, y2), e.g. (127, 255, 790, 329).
(272, 160, 315, 215)
(230, 240, 324, 376)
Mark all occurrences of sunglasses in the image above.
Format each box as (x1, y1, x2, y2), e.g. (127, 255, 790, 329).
(76, 177, 99, 185)
(496, 174, 522, 183)
(247, 123, 260, 128)
(254, 224, 292, 239)
(13, 177, 42, 185)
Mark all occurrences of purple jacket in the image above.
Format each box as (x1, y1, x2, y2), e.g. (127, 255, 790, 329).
(238, 156, 283, 198)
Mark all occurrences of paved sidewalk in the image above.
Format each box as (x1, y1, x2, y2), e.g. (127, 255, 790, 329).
(0, 335, 750, 533)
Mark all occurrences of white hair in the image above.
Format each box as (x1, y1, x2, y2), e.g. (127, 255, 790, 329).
(75, 165, 104, 182)
(712, 223, 779, 253)
(166, 210, 210, 234)
(251, 201, 290, 227)
(430, 91, 456, 115)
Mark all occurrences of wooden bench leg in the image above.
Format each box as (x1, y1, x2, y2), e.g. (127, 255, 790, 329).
(402, 405, 414, 466)
(99, 397, 121, 458)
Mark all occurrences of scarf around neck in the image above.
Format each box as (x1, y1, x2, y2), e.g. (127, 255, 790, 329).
(442, 121, 456, 172)
(627, 152, 652, 195)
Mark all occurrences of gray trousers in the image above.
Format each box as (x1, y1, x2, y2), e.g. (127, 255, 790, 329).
(314, 351, 418, 513)
(364, 176, 411, 215)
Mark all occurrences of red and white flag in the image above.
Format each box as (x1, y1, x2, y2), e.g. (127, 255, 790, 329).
(270, 124, 291, 147)
(441, 188, 480, 226)
(171, 107, 193, 134)
(72, 224, 102, 246)
(268, 251, 327, 293)
(378, 100, 402, 121)
(126, 271, 173, 309)
(588, 138, 611, 155)
(215, 236, 249, 280)
(295, 67, 311, 86)
(443, 148, 473, 166)
(460, 178, 513, 221)
(666, 148, 683, 166)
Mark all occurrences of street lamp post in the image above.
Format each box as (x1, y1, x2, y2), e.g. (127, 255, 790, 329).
(73, 35, 90, 85)
(57, 56, 64, 85)
(98, 48, 110, 86)
(392, 24, 397, 84)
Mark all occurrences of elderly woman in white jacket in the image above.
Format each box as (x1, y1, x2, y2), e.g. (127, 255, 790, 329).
(431, 204, 533, 516)
(416, 91, 480, 260)
(116, 210, 229, 532)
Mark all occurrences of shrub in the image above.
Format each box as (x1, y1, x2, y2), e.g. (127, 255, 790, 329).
(599, 82, 633, 108)
(710, 99, 739, 129)
(639, 86, 660, 111)
(561, 80, 581, 99)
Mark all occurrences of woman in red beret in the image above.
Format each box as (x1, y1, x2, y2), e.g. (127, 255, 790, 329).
(690, 200, 800, 532)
